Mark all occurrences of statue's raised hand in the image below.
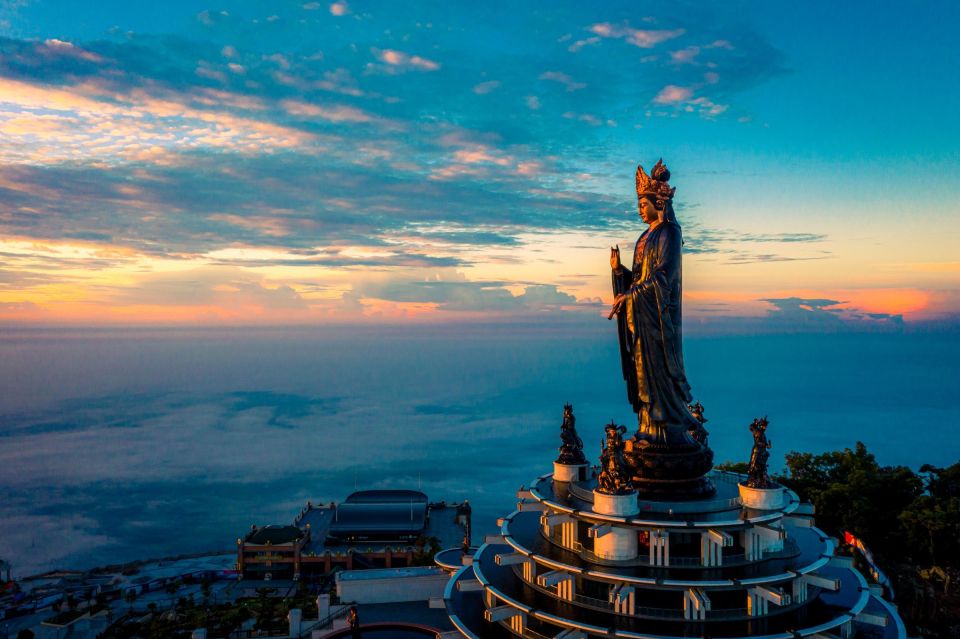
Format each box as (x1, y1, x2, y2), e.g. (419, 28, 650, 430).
(608, 294, 627, 320)
(610, 245, 622, 271)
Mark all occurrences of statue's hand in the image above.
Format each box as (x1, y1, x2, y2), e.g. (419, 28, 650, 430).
(610, 245, 622, 271)
(608, 294, 627, 320)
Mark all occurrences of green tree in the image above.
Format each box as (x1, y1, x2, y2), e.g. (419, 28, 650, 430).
(899, 462, 960, 565)
(412, 535, 442, 565)
(253, 587, 277, 630)
(777, 441, 922, 560)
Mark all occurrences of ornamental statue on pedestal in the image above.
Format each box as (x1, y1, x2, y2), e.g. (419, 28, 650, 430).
(688, 400, 709, 447)
(609, 160, 714, 498)
(556, 403, 587, 465)
(596, 422, 633, 495)
(747, 417, 774, 489)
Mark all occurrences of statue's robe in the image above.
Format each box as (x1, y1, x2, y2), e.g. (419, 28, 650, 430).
(612, 221, 698, 432)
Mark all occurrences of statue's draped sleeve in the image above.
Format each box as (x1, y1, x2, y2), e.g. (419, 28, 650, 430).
(612, 260, 640, 413)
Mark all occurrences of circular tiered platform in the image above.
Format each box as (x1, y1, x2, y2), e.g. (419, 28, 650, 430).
(443, 470, 906, 639)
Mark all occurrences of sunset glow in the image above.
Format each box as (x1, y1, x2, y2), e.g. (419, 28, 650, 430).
(0, 2, 957, 330)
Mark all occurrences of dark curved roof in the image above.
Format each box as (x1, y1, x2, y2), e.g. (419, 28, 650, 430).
(344, 490, 427, 504)
(246, 525, 304, 545)
(329, 490, 428, 540)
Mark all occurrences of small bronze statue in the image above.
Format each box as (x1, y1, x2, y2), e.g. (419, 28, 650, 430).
(597, 422, 634, 494)
(688, 401, 709, 447)
(747, 417, 775, 489)
(556, 403, 587, 465)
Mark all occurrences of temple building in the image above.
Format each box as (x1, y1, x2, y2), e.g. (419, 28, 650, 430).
(441, 407, 906, 639)
(440, 161, 906, 639)
(237, 489, 468, 581)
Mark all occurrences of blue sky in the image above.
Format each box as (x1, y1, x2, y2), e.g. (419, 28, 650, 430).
(0, 0, 957, 326)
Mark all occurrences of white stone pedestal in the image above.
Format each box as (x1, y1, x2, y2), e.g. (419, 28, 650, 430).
(553, 462, 588, 483)
(592, 490, 639, 560)
(738, 482, 786, 510)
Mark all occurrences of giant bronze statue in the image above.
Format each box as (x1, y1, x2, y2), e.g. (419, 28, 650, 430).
(608, 160, 714, 498)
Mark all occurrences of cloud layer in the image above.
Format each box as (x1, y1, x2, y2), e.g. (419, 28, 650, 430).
(0, 2, 829, 324)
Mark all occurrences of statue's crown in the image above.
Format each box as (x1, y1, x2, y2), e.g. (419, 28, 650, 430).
(635, 158, 676, 202)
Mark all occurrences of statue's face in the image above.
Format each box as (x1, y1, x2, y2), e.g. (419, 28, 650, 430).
(638, 197, 659, 224)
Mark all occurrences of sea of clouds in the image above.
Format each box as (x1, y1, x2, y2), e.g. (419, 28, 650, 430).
(0, 323, 954, 577)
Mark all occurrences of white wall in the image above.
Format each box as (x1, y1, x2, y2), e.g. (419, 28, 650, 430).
(336, 569, 449, 604)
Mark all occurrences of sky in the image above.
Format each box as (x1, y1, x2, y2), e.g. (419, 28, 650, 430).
(0, 0, 958, 328)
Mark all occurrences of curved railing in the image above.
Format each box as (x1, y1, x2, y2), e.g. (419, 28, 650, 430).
(541, 523, 800, 569)
(564, 476, 742, 513)
(511, 563, 796, 623)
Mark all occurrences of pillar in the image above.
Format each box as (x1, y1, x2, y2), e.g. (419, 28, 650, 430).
(684, 588, 711, 621)
(542, 512, 575, 549)
(554, 461, 588, 482)
(538, 571, 575, 601)
(485, 605, 526, 633)
(592, 491, 639, 560)
(288, 609, 302, 636)
(747, 585, 791, 617)
(743, 528, 763, 561)
(610, 584, 635, 615)
(649, 529, 670, 566)
(791, 576, 808, 604)
(701, 529, 733, 567)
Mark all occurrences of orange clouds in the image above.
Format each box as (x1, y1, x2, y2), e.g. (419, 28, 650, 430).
(282, 99, 379, 123)
(653, 84, 693, 104)
(836, 289, 930, 317)
(0, 78, 317, 164)
(589, 23, 685, 49)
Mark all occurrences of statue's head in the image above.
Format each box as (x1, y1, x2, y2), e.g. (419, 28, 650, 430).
(636, 159, 677, 224)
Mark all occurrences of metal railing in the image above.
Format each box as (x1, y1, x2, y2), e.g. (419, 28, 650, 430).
(542, 525, 799, 569)
(300, 601, 353, 637)
(521, 627, 553, 639)
(565, 474, 744, 512)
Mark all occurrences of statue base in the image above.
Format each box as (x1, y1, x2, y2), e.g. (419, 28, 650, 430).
(553, 461, 588, 483)
(592, 489, 639, 560)
(624, 439, 715, 500)
(738, 481, 785, 510)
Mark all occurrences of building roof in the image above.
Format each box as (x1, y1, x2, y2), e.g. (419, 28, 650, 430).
(336, 566, 445, 582)
(344, 490, 428, 504)
(246, 525, 304, 545)
(327, 490, 428, 541)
